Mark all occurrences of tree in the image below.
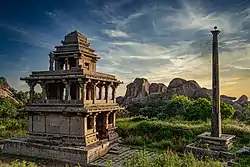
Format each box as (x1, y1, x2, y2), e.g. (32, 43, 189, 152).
(220, 102, 235, 120)
(185, 98, 212, 121)
(0, 98, 18, 118)
(164, 95, 192, 118)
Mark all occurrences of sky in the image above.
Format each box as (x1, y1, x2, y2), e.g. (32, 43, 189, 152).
(1, 0, 250, 97)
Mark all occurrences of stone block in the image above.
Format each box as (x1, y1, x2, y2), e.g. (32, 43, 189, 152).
(59, 115, 70, 135)
(70, 116, 83, 136)
(2, 137, 108, 165)
(198, 132, 235, 151)
(33, 115, 45, 133)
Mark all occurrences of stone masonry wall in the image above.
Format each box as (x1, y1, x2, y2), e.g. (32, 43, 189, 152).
(30, 113, 84, 136)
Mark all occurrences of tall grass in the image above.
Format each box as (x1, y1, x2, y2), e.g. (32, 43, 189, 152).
(117, 117, 250, 152)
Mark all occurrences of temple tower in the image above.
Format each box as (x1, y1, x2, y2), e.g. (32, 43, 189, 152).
(3, 31, 123, 165)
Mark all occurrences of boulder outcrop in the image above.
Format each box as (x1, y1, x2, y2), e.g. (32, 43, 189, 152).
(149, 83, 167, 94)
(116, 77, 249, 117)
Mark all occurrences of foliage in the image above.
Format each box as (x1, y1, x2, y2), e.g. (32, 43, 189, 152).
(220, 102, 235, 120)
(241, 104, 250, 123)
(126, 95, 236, 121)
(125, 150, 225, 167)
(0, 98, 18, 118)
(185, 98, 212, 121)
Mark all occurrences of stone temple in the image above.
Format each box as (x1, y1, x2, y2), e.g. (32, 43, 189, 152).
(3, 31, 123, 165)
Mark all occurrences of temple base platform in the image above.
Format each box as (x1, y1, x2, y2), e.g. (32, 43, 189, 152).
(2, 136, 118, 166)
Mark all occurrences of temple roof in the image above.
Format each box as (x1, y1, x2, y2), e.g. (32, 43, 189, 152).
(61, 30, 90, 46)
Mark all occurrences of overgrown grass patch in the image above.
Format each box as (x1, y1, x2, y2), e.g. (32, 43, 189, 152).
(117, 117, 250, 152)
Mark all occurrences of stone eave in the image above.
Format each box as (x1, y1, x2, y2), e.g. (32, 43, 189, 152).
(25, 104, 122, 113)
(53, 50, 100, 60)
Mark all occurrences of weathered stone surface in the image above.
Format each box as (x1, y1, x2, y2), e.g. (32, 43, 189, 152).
(124, 78, 150, 98)
(0, 77, 19, 103)
(3, 136, 110, 166)
(166, 78, 201, 98)
(236, 95, 248, 105)
(149, 83, 167, 94)
(33, 115, 46, 133)
(168, 78, 187, 89)
(118, 78, 150, 106)
(193, 88, 212, 100)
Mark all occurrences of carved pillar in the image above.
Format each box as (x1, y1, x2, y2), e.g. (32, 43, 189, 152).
(27, 81, 36, 103)
(92, 82, 98, 104)
(78, 79, 87, 103)
(63, 79, 71, 101)
(39, 81, 47, 102)
(74, 54, 79, 69)
(105, 112, 109, 128)
(113, 112, 116, 128)
(111, 84, 117, 103)
(105, 84, 110, 103)
(54, 58, 59, 70)
(49, 52, 54, 71)
(92, 113, 97, 131)
(66, 58, 70, 70)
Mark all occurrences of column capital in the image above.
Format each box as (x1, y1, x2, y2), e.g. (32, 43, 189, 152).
(211, 26, 220, 35)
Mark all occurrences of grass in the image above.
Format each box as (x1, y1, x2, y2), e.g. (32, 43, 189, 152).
(1, 116, 250, 166)
(116, 117, 250, 153)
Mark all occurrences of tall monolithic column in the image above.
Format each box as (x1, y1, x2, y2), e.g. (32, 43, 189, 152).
(211, 26, 222, 137)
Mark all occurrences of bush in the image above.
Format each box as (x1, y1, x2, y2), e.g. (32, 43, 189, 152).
(185, 98, 212, 121)
(165, 96, 191, 118)
(221, 102, 235, 120)
(0, 98, 18, 118)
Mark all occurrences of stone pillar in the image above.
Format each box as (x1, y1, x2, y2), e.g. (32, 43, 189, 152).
(105, 84, 110, 103)
(92, 82, 98, 104)
(27, 81, 36, 103)
(74, 54, 79, 69)
(49, 52, 54, 71)
(113, 112, 116, 128)
(66, 58, 70, 70)
(54, 58, 59, 70)
(78, 79, 87, 103)
(63, 79, 71, 101)
(211, 26, 222, 138)
(105, 112, 109, 128)
(111, 85, 117, 103)
(99, 85, 103, 100)
(39, 81, 47, 102)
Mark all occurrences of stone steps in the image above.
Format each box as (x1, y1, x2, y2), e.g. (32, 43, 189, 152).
(108, 146, 130, 155)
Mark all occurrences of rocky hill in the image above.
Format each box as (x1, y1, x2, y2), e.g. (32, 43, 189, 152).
(117, 78, 249, 117)
(0, 77, 18, 103)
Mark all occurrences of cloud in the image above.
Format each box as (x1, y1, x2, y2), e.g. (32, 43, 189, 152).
(103, 29, 129, 38)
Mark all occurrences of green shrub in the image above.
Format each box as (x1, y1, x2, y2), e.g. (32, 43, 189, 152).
(221, 102, 235, 120)
(185, 98, 212, 121)
(0, 98, 18, 118)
